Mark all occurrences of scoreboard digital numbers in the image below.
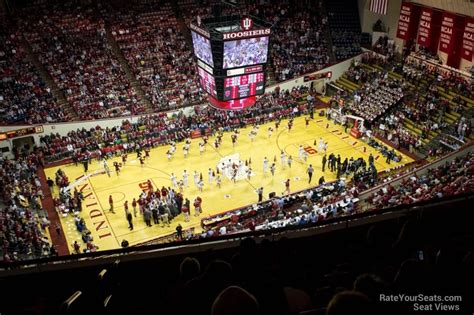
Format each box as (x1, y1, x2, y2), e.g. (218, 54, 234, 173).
(197, 66, 217, 97)
(223, 72, 265, 100)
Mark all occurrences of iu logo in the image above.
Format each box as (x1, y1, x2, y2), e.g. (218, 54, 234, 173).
(241, 17, 253, 31)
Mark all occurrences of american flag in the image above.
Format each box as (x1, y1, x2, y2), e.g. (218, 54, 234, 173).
(370, 0, 388, 15)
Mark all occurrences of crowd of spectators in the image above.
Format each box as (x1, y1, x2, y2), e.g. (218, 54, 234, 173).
(4, 186, 473, 314)
(374, 113, 422, 154)
(0, 20, 69, 124)
(0, 151, 55, 262)
(336, 59, 405, 124)
(194, 147, 472, 249)
(350, 75, 404, 123)
(181, 0, 331, 82)
(268, 1, 330, 81)
(371, 35, 395, 59)
(20, 4, 144, 120)
(333, 51, 472, 155)
(326, 0, 362, 61)
(109, 3, 204, 110)
(368, 152, 474, 209)
(38, 86, 312, 162)
(0, 0, 338, 125)
(200, 178, 360, 238)
(404, 55, 473, 99)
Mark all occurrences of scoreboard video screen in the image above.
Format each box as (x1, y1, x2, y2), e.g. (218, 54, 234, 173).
(191, 31, 214, 67)
(197, 66, 217, 97)
(223, 36, 269, 69)
(190, 15, 271, 109)
(223, 72, 265, 100)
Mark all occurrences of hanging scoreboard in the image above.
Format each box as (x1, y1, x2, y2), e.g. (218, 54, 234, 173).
(190, 15, 271, 109)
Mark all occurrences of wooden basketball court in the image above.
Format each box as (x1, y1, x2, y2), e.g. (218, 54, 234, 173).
(45, 111, 413, 253)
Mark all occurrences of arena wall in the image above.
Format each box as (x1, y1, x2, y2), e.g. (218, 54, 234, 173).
(411, 0, 474, 16)
(0, 54, 362, 157)
(358, 0, 403, 40)
(359, 0, 474, 71)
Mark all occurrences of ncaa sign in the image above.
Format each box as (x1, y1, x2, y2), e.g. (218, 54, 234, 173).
(241, 17, 253, 31)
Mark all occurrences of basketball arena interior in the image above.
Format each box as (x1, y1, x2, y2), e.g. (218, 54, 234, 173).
(0, 0, 473, 314)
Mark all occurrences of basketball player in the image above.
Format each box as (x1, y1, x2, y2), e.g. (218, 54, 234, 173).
(139, 156, 145, 167)
(298, 145, 305, 161)
(103, 160, 111, 177)
(216, 175, 222, 189)
(318, 137, 325, 154)
(249, 129, 256, 142)
(170, 173, 178, 188)
(113, 161, 121, 176)
(280, 151, 286, 167)
(263, 157, 269, 174)
(182, 202, 190, 222)
(183, 143, 190, 158)
(302, 150, 309, 162)
(193, 171, 200, 187)
(231, 168, 238, 183)
(231, 134, 238, 147)
(208, 168, 214, 184)
(246, 167, 252, 180)
(275, 119, 281, 131)
(121, 153, 127, 165)
(288, 119, 293, 132)
(132, 198, 137, 217)
(287, 155, 293, 168)
(305, 116, 310, 127)
(284, 179, 291, 195)
(270, 163, 276, 176)
(268, 127, 273, 138)
(199, 141, 205, 155)
(182, 170, 189, 187)
(194, 197, 202, 216)
(109, 195, 115, 214)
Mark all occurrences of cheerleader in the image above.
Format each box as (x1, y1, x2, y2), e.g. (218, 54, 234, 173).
(182, 170, 189, 187)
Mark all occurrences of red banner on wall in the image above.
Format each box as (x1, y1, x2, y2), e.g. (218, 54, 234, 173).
(461, 17, 474, 62)
(397, 2, 418, 40)
(417, 7, 433, 47)
(439, 12, 456, 53)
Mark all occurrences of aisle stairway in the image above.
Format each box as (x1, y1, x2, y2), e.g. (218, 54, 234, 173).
(333, 74, 361, 93)
(21, 37, 79, 120)
(105, 28, 154, 113)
